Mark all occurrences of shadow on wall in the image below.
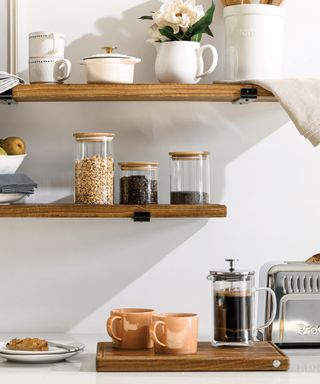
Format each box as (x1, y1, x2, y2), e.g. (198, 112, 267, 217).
(64, 0, 224, 83)
(0, 100, 289, 204)
(74, 0, 161, 84)
(0, 0, 290, 333)
(0, 218, 206, 332)
(19, 0, 163, 83)
(10, 0, 290, 203)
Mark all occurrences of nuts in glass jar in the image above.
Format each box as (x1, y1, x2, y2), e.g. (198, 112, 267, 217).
(75, 155, 114, 205)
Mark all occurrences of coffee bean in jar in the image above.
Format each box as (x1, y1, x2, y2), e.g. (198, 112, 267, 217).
(169, 152, 210, 205)
(119, 162, 159, 204)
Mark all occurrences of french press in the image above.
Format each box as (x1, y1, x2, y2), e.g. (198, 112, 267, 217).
(207, 259, 277, 347)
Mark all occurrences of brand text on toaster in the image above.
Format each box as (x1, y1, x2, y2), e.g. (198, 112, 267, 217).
(297, 324, 320, 336)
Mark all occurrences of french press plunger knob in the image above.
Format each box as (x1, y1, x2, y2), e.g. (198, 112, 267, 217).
(225, 258, 239, 272)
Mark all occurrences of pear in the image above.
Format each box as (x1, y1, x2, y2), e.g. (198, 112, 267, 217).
(2, 137, 26, 155)
(0, 147, 7, 156)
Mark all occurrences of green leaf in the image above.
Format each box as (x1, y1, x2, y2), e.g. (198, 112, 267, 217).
(205, 26, 214, 38)
(139, 15, 153, 20)
(186, 1, 215, 40)
(159, 26, 179, 41)
(191, 33, 202, 42)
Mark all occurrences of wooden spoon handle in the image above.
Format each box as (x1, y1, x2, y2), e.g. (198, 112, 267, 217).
(270, 0, 284, 4)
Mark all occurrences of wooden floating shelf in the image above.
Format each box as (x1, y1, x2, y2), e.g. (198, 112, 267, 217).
(11, 83, 275, 102)
(0, 204, 227, 219)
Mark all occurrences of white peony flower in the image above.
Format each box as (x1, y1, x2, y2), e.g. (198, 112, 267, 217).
(149, 23, 169, 42)
(152, 0, 205, 34)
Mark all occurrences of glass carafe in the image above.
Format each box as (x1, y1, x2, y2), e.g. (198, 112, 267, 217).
(207, 259, 277, 347)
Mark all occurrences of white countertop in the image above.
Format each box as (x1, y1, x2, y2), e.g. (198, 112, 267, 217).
(1, 334, 320, 384)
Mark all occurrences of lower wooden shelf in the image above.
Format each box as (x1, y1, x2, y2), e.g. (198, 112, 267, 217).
(0, 204, 227, 219)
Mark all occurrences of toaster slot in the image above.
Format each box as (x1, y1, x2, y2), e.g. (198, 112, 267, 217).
(294, 275, 300, 293)
(313, 275, 320, 293)
(283, 274, 294, 294)
(282, 273, 320, 294)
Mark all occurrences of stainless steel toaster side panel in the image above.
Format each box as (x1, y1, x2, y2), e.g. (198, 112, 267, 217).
(261, 263, 320, 345)
(276, 294, 320, 344)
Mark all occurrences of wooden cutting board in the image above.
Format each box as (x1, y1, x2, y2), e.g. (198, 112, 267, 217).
(96, 341, 289, 372)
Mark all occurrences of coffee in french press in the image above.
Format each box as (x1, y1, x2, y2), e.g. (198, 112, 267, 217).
(207, 259, 277, 347)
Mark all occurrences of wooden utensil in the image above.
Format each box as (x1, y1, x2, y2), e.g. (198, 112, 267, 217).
(225, 0, 249, 5)
(270, 0, 284, 5)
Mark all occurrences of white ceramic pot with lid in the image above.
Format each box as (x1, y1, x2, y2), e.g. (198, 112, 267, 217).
(82, 46, 141, 84)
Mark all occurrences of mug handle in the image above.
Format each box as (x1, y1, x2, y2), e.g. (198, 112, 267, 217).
(150, 320, 166, 347)
(255, 287, 277, 331)
(106, 315, 123, 342)
(55, 59, 72, 82)
(196, 45, 218, 78)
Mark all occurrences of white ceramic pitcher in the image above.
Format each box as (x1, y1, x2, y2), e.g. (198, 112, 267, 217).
(148, 41, 218, 84)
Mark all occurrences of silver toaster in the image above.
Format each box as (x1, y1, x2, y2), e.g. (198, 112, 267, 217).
(259, 260, 320, 347)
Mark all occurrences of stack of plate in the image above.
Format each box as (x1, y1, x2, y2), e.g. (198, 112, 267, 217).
(0, 341, 85, 363)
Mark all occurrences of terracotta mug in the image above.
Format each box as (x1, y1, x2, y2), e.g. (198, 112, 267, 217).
(106, 308, 154, 349)
(150, 313, 198, 354)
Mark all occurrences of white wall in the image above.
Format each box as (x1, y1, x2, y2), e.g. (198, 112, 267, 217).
(0, 0, 320, 337)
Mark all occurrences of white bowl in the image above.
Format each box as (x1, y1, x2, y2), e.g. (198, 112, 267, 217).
(0, 154, 27, 174)
(0, 193, 26, 204)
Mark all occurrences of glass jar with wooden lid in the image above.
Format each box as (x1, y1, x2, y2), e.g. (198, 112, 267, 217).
(119, 162, 159, 204)
(169, 152, 210, 204)
(73, 132, 115, 205)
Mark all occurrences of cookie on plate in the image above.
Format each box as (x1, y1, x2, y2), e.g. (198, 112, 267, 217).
(6, 338, 48, 351)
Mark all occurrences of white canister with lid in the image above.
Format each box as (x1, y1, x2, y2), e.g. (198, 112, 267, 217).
(81, 46, 141, 84)
(224, 4, 285, 80)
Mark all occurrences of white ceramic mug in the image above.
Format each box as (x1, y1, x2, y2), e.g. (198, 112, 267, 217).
(29, 57, 71, 83)
(29, 32, 65, 58)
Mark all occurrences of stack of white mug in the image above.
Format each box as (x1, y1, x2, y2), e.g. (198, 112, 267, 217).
(29, 32, 72, 84)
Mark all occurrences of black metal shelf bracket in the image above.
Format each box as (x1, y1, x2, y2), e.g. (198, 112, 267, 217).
(133, 211, 151, 223)
(233, 88, 258, 105)
(0, 89, 15, 105)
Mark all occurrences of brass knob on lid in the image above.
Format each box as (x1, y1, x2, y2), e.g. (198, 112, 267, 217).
(102, 46, 117, 54)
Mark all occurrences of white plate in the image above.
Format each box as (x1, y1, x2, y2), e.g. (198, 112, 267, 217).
(0, 350, 79, 363)
(0, 193, 25, 204)
(0, 341, 84, 355)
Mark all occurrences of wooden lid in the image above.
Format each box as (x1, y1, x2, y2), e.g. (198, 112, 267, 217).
(169, 151, 210, 159)
(119, 162, 159, 171)
(73, 132, 115, 142)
